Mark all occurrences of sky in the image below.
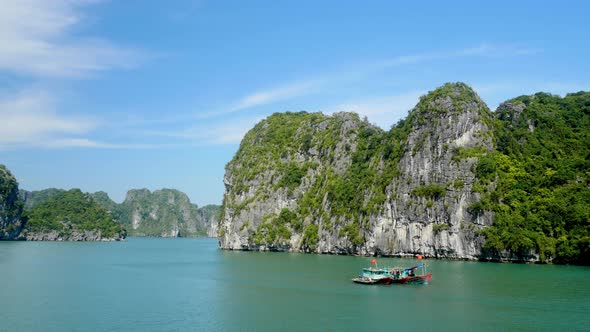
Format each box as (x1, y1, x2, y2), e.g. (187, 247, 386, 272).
(1, 0, 589, 206)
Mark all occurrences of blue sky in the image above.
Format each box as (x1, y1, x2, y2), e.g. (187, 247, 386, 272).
(1, 0, 589, 206)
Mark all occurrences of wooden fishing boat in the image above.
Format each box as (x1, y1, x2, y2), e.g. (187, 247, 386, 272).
(352, 259, 431, 285)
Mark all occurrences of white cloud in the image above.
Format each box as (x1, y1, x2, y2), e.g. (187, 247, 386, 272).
(0, 90, 99, 147)
(229, 81, 318, 113)
(0, 0, 155, 149)
(0, 0, 144, 77)
(325, 91, 424, 129)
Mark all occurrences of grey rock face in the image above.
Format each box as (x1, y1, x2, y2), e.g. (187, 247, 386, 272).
(496, 101, 526, 125)
(0, 165, 24, 240)
(23, 229, 123, 241)
(219, 112, 366, 251)
(197, 205, 222, 237)
(219, 83, 497, 260)
(118, 189, 220, 237)
(368, 85, 494, 259)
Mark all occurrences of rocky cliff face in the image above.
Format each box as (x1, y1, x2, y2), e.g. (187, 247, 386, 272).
(218, 83, 496, 259)
(0, 165, 24, 240)
(369, 84, 494, 259)
(197, 205, 222, 237)
(117, 189, 220, 237)
(23, 229, 125, 241)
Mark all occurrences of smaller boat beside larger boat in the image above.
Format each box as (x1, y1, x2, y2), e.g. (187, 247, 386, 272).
(351, 276, 379, 285)
(352, 259, 432, 285)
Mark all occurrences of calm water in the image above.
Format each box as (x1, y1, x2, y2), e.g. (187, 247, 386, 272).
(0, 238, 589, 331)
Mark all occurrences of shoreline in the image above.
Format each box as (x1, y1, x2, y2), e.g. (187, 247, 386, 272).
(217, 246, 579, 266)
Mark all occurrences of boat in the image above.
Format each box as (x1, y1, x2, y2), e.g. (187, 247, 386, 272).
(352, 259, 432, 285)
(392, 264, 432, 284)
(351, 276, 379, 284)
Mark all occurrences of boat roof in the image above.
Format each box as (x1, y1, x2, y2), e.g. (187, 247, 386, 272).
(363, 263, 424, 272)
(362, 267, 405, 271)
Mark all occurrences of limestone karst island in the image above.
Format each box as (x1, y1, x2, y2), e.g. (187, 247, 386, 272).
(218, 83, 589, 266)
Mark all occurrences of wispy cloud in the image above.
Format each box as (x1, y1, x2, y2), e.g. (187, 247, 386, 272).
(0, 0, 145, 77)
(35, 138, 174, 150)
(0, 0, 157, 150)
(375, 43, 539, 69)
(145, 116, 264, 145)
(118, 43, 542, 146)
(0, 89, 166, 149)
(0, 89, 98, 147)
(217, 43, 540, 117)
(231, 81, 317, 113)
(324, 91, 425, 129)
(4, 39, 541, 149)
(455, 43, 540, 57)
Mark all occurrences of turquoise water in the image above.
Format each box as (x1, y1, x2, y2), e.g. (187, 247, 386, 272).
(0, 238, 588, 331)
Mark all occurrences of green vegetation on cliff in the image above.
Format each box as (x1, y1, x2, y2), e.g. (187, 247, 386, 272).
(22, 189, 126, 239)
(474, 92, 590, 264)
(411, 184, 446, 199)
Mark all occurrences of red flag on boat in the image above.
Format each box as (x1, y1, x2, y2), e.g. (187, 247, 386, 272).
(370, 259, 377, 265)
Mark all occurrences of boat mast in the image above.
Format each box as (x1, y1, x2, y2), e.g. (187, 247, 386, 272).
(417, 254, 424, 275)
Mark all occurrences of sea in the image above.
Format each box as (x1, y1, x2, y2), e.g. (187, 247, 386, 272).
(0, 237, 588, 331)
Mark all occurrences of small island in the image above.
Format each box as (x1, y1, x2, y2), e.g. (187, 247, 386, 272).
(1, 165, 220, 241)
(1, 166, 125, 241)
(21, 189, 126, 241)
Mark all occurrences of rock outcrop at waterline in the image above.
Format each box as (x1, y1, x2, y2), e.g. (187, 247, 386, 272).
(219, 83, 495, 259)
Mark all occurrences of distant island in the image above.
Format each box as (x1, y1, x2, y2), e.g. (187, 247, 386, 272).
(0, 165, 220, 241)
(218, 82, 590, 265)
